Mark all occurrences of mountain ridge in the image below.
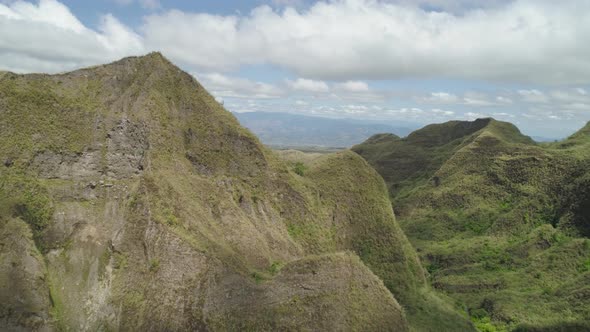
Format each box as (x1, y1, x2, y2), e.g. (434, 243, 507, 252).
(353, 118, 590, 331)
(0, 53, 473, 331)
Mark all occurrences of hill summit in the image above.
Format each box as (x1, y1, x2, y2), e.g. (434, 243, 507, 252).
(352, 118, 534, 196)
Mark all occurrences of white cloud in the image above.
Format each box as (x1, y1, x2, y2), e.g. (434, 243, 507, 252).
(518, 89, 548, 103)
(423, 92, 460, 103)
(6, 0, 85, 32)
(3, 0, 590, 85)
(140, 0, 590, 84)
(420, 91, 512, 107)
(334, 80, 370, 92)
(550, 89, 590, 104)
(0, 0, 144, 73)
(492, 112, 514, 118)
(465, 112, 488, 120)
(561, 103, 590, 112)
(286, 78, 329, 93)
(463, 92, 496, 106)
(387, 0, 513, 13)
(432, 108, 454, 116)
(496, 96, 513, 104)
(197, 72, 284, 99)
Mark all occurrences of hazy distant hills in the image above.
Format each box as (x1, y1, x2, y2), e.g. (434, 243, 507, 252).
(234, 111, 416, 147)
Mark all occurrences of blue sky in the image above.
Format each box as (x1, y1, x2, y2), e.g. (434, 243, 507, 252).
(1, 0, 589, 138)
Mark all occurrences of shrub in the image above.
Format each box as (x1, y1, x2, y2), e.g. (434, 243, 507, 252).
(149, 258, 160, 272)
(293, 162, 306, 176)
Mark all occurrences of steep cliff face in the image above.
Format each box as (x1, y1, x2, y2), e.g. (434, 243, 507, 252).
(0, 53, 468, 331)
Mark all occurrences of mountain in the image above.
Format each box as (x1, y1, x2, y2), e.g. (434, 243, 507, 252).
(353, 118, 590, 331)
(0, 53, 473, 331)
(234, 111, 415, 148)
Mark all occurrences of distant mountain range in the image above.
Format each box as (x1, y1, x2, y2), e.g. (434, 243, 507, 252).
(233, 111, 417, 147)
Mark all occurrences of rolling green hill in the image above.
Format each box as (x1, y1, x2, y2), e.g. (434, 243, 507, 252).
(353, 119, 590, 331)
(0, 53, 472, 331)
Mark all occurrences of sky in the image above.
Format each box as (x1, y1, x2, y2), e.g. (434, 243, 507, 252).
(1, 0, 589, 138)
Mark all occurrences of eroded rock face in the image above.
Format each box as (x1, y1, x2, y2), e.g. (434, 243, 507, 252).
(0, 219, 51, 331)
(32, 150, 101, 179)
(30, 118, 148, 180)
(105, 119, 149, 178)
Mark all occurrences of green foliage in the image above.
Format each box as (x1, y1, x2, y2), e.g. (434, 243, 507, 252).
(472, 316, 504, 332)
(0, 170, 54, 245)
(479, 242, 513, 271)
(48, 276, 66, 329)
(149, 258, 160, 272)
(354, 118, 590, 330)
(268, 261, 284, 275)
(251, 271, 265, 284)
(302, 151, 474, 331)
(292, 161, 307, 176)
(113, 253, 128, 270)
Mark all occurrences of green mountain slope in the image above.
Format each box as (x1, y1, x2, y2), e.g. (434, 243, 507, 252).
(353, 119, 590, 331)
(0, 53, 472, 331)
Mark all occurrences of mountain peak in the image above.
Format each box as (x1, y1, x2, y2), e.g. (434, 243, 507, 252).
(130, 51, 172, 66)
(405, 118, 493, 147)
(364, 133, 400, 144)
(404, 118, 533, 147)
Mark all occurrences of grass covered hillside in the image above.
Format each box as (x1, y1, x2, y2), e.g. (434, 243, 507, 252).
(0, 53, 472, 331)
(353, 119, 590, 331)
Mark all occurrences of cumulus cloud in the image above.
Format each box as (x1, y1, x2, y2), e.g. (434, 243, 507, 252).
(387, 0, 514, 13)
(2, 0, 590, 85)
(334, 80, 370, 92)
(419, 91, 518, 107)
(423, 92, 460, 103)
(550, 89, 590, 103)
(431, 108, 454, 116)
(140, 0, 590, 84)
(496, 96, 513, 104)
(286, 78, 330, 93)
(196, 72, 284, 99)
(518, 89, 548, 103)
(463, 92, 496, 106)
(0, 0, 144, 73)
